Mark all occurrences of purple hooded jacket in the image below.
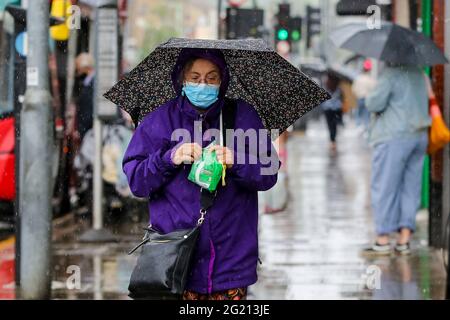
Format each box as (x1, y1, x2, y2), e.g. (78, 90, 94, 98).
(123, 49, 279, 294)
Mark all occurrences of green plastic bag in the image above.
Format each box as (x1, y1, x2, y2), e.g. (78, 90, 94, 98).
(188, 142, 224, 192)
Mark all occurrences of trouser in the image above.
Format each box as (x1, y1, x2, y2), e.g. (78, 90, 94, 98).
(183, 288, 247, 300)
(324, 109, 342, 143)
(371, 133, 428, 235)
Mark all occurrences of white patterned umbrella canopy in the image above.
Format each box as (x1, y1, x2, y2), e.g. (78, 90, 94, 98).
(104, 38, 330, 133)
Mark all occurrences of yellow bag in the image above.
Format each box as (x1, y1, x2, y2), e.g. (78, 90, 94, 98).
(428, 97, 450, 154)
(50, 0, 72, 41)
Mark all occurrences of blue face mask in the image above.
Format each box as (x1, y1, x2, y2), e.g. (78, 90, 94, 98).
(182, 82, 220, 109)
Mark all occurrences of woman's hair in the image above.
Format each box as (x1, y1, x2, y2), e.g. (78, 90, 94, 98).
(325, 72, 340, 92)
(76, 52, 94, 69)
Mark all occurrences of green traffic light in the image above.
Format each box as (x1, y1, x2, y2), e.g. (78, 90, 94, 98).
(292, 30, 301, 41)
(277, 28, 289, 41)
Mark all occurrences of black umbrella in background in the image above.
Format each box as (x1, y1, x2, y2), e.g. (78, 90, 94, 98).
(327, 65, 359, 83)
(330, 22, 448, 66)
(105, 38, 330, 134)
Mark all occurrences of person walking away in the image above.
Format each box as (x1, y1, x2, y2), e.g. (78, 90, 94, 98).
(75, 53, 95, 141)
(362, 64, 431, 256)
(321, 73, 343, 153)
(352, 59, 377, 131)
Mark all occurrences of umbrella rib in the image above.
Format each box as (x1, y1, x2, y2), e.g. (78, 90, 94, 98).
(378, 25, 398, 63)
(163, 39, 271, 52)
(235, 76, 254, 102)
(235, 74, 263, 119)
(230, 57, 301, 75)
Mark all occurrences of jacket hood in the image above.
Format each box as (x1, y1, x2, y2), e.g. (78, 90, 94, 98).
(171, 48, 230, 98)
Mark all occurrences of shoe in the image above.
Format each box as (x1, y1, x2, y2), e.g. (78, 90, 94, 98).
(330, 142, 337, 151)
(329, 143, 338, 156)
(394, 242, 411, 255)
(360, 243, 392, 257)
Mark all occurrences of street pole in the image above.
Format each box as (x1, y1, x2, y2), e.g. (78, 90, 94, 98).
(218, 0, 222, 39)
(319, 0, 330, 64)
(444, 0, 450, 300)
(80, 0, 118, 243)
(19, 0, 53, 299)
(5, 3, 28, 290)
(93, 117, 104, 231)
(421, 0, 434, 246)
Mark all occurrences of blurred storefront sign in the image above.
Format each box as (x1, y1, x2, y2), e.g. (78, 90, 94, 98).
(0, 0, 20, 12)
(336, 0, 378, 16)
(94, 4, 119, 120)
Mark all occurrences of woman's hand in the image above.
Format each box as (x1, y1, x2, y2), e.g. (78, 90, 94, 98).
(210, 145, 234, 168)
(172, 143, 202, 165)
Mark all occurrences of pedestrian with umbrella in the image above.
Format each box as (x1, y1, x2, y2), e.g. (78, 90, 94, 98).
(104, 38, 329, 300)
(330, 22, 448, 256)
(320, 71, 343, 153)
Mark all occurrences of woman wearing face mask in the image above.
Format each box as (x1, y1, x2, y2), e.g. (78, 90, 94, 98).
(122, 49, 279, 300)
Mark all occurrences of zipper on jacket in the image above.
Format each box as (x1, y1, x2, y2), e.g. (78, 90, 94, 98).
(196, 113, 204, 144)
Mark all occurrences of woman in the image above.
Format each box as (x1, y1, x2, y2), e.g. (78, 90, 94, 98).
(122, 49, 279, 300)
(321, 73, 343, 152)
(363, 64, 431, 256)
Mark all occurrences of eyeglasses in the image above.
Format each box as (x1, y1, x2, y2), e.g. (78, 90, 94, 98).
(185, 74, 221, 86)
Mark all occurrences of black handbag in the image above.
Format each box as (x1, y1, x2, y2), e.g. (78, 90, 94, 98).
(127, 99, 236, 300)
(127, 203, 207, 299)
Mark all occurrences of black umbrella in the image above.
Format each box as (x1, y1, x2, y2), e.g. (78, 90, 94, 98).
(330, 22, 448, 66)
(104, 38, 330, 133)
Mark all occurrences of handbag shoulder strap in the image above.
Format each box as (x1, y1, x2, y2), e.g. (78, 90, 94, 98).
(198, 98, 237, 225)
(222, 97, 237, 147)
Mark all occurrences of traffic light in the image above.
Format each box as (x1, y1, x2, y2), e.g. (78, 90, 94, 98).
(277, 3, 290, 27)
(276, 27, 289, 41)
(306, 5, 321, 49)
(226, 8, 264, 39)
(275, 3, 291, 54)
(289, 17, 302, 42)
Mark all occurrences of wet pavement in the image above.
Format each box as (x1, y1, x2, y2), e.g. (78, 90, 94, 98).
(251, 118, 447, 300)
(0, 116, 447, 300)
